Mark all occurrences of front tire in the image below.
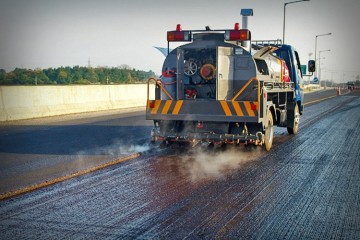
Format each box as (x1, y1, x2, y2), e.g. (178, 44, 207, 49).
(264, 111, 274, 151)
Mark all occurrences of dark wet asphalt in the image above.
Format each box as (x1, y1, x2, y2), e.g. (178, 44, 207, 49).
(0, 110, 153, 194)
(0, 90, 359, 239)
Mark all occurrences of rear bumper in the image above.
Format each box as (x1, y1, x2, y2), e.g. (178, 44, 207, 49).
(146, 99, 260, 123)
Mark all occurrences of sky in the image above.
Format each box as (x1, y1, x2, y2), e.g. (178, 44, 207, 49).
(0, 0, 359, 82)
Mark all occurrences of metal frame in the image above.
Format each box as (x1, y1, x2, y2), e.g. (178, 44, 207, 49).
(146, 77, 295, 123)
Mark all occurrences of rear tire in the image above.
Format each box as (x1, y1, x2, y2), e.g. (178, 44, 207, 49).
(287, 104, 299, 134)
(264, 111, 274, 151)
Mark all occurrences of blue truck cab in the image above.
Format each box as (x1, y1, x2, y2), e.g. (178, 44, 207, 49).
(273, 45, 305, 114)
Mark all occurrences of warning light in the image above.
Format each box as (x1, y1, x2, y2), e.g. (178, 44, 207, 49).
(234, 22, 240, 30)
(167, 24, 191, 42)
(224, 29, 251, 41)
(167, 31, 192, 42)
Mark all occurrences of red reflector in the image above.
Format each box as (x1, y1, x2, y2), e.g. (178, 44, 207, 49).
(167, 31, 192, 42)
(225, 29, 251, 41)
(149, 102, 155, 108)
(197, 122, 204, 129)
(251, 103, 257, 111)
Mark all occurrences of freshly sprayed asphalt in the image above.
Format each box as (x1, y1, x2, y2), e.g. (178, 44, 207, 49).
(0, 89, 359, 239)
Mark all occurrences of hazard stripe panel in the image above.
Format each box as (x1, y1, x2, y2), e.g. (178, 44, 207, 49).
(147, 100, 257, 117)
(243, 101, 256, 117)
(172, 100, 183, 115)
(161, 100, 172, 114)
(219, 101, 232, 116)
(150, 100, 161, 114)
(220, 101, 258, 117)
(232, 101, 244, 116)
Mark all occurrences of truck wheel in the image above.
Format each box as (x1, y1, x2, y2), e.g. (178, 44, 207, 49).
(287, 104, 299, 135)
(264, 111, 274, 151)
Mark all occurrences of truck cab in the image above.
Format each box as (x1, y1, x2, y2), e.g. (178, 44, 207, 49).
(273, 45, 304, 113)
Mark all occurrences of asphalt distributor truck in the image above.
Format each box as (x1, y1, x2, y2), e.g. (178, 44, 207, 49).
(146, 20, 311, 151)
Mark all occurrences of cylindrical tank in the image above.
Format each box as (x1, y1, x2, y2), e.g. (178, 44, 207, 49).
(160, 68, 177, 100)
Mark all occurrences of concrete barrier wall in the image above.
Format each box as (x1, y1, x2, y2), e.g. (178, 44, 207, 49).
(0, 84, 152, 121)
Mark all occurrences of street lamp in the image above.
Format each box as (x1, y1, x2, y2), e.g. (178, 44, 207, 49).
(283, 0, 310, 43)
(319, 49, 330, 89)
(314, 32, 331, 78)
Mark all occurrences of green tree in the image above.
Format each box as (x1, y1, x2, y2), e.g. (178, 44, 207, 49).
(126, 72, 133, 83)
(12, 68, 32, 84)
(19, 73, 31, 84)
(0, 69, 6, 84)
(44, 68, 57, 83)
(64, 66, 73, 84)
(5, 72, 15, 84)
(34, 68, 50, 84)
(0, 65, 155, 85)
(72, 65, 83, 83)
(85, 68, 98, 83)
(57, 69, 68, 84)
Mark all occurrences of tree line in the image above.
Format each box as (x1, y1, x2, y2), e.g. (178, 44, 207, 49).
(0, 65, 156, 85)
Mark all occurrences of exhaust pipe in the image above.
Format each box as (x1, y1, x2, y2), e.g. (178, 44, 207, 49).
(240, 9, 253, 52)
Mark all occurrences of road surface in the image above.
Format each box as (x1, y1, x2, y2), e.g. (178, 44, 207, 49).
(0, 89, 338, 195)
(0, 89, 359, 239)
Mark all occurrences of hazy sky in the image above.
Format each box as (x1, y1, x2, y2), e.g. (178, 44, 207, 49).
(0, 0, 359, 81)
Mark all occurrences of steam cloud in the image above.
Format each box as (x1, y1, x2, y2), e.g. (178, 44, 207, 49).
(73, 141, 150, 172)
(103, 141, 151, 156)
(180, 147, 263, 181)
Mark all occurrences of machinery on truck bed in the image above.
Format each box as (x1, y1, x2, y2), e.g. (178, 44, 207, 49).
(146, 16, 312, 151)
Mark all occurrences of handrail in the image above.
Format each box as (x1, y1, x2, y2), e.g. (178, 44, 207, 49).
(231, 77, 260, 104)
(147, 78, 174, 101)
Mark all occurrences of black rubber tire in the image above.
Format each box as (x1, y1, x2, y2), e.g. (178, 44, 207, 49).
(287, 104, 299, 135)
(264, 111, 274, 151)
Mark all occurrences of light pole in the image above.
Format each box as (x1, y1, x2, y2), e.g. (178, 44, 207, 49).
(283, 0, 310, 43)
(331, 72, 336, 87)
(314, 33, 331, 78)
(319, 49, 330, 89)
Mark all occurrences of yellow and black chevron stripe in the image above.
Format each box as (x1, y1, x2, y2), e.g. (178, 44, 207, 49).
(147, 100, 258, 117)
(219, 100, 258, 117)
(148, 100, 183, 115)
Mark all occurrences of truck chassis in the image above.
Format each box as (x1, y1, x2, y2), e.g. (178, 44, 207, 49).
(146, 77, 300, 151)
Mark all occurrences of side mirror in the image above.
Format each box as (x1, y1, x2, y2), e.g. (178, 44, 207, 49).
(308, 60, 315, 73)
